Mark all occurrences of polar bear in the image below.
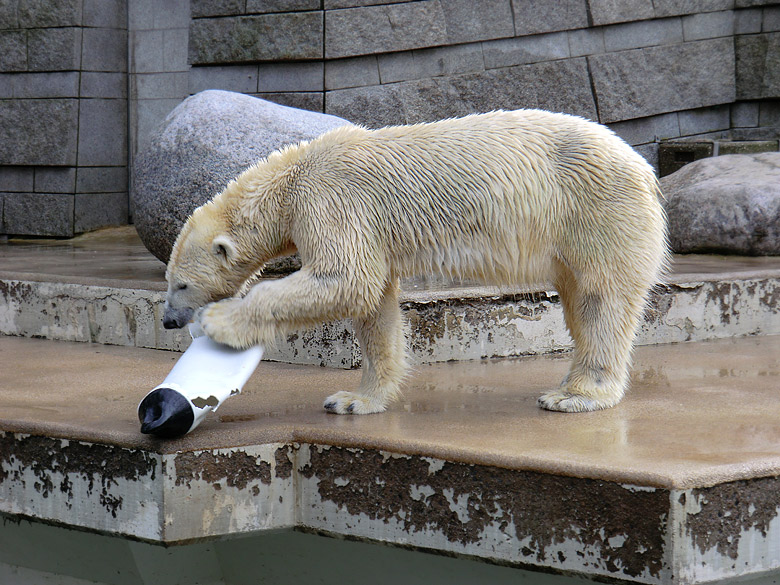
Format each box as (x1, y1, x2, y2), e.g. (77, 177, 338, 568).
(162, 110, 668, 414)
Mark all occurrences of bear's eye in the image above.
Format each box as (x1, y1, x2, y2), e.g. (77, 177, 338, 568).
(177, 283, 188, 291)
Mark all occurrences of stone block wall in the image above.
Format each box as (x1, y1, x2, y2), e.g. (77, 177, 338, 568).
(0, 0, 128, 237)
(188, 0, 780, 170)
(2, 0, 779, 237)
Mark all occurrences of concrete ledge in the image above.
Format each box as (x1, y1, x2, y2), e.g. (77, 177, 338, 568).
(5, 433, 780, 584)
(1, 270, 778, 367)
(1, 232, 779, 367)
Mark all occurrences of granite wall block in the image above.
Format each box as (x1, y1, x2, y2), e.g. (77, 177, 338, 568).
(603, 18, 683, 52)
(34, 167, 76, 193)
(245, 0, 321, 12)
(189, 12, 323, 63)
(608, 112, 680, 146)
(682, 10, 735, 41)
(0, 167, 33, 192)
(0, 0, 19, 29)
(735, 7, 762, 32)
(512, 0, 588, 36)
(189, 65, 259, 94)
(325, 1, 448, 58)
(731, 101, 760, 126)
(325, 56, 379, 90)
(765, 6, 780, 31)
(589, 0, 655, 26)
(0, 99, 79, 166)
(27, 27, 82, 71)
(74, 192, 127, 232)
(76, 166, 127, 193)
(10, 72, 80, 98)
(17, 0, 82, 27)
(0, 30, 26, 71)
(82, 0, 126, 28)
(77, 99, 127, 167)
(258, 61, 324, 92)
(440, 0, 514, 44)
(377, 43, 484, 84)
(81, 27, 127, 72)
(653, 0, 734, 18)
(736, 32, 780, 99)
(678, 104, 731, 136)
(589, 37, 736, 123)
(80, 72, 127, 98)
(255, 92, 323, 112)
(327, 57, 596, 127)
(3, 192, 74, 236)
(483, 31, 569, 68)
(567, 28, 606, 57)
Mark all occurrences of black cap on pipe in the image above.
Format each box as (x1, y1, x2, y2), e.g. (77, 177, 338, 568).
(138, 387, 195, 438)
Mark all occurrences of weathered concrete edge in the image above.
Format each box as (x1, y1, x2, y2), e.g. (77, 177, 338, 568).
(1, 434, 779, 584)
(1, 275, 778, 366)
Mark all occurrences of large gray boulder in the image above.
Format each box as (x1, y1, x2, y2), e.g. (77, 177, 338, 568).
(661, 152, 780, 255)
(132, 90, 351, 263)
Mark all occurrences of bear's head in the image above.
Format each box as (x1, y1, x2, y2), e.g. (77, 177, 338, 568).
(162, 152, 301, 330)
(161, 202, 246, 329)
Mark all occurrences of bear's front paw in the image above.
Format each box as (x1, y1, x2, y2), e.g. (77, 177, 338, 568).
(323, 391, 387, 415)
(199, 298, 248, 348)
(537, 390, 620, 413)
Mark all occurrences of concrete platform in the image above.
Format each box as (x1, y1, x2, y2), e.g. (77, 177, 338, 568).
(1, 333, 780, 584)
(2, 227, 780, 584)
(1, 227, 779, 365)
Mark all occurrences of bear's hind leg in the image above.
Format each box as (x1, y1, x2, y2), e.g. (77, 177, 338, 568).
(539, 263, 643, 412)
(324, 278, 408, 414)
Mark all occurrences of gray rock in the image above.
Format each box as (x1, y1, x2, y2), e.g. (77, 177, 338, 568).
(131, 90, 351, 263)
(661, 153, 780, 255)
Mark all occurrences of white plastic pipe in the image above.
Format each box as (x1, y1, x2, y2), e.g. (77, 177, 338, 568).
(138, 323, 264, 438)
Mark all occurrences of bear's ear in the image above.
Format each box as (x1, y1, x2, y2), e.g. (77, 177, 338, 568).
(211, 234, 236, 264)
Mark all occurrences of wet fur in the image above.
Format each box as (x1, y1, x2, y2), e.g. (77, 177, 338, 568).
(164, 109, 668, 414)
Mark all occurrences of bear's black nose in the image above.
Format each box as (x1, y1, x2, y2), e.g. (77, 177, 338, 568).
(163, 316, 181, 329)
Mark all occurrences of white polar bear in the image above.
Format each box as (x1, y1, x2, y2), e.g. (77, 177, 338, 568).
(162, 110, 668, 415)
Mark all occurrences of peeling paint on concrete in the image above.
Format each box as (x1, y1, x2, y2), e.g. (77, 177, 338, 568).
(403, 291, 570, 364)
(672, 477, 780, 584)
(163, 444, 295, 542)
(3, 433, 780, 583)
(640, 278, 779, 344)
(173, 449, 272, 490)
(296, 445, 670, 581)
(0, 432, 161, 539)
(686, 478, 780, 561)
(1, 275, 777, 368)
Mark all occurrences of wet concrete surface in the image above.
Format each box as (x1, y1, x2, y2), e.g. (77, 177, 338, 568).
(2, 226, 780, 291)
(0, 227, 167, 289)
(1, 332, 779, 489)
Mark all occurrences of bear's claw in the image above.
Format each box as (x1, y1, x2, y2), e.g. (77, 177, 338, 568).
(537, 390, 619, 413)
(323, 391, 387, 415)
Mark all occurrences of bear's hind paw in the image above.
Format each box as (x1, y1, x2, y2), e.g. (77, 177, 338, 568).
(537, 390, 620, 413)
(324, 391, 387, 415)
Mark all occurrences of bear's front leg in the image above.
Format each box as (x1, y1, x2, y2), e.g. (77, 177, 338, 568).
(324, 278, 408, 415)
